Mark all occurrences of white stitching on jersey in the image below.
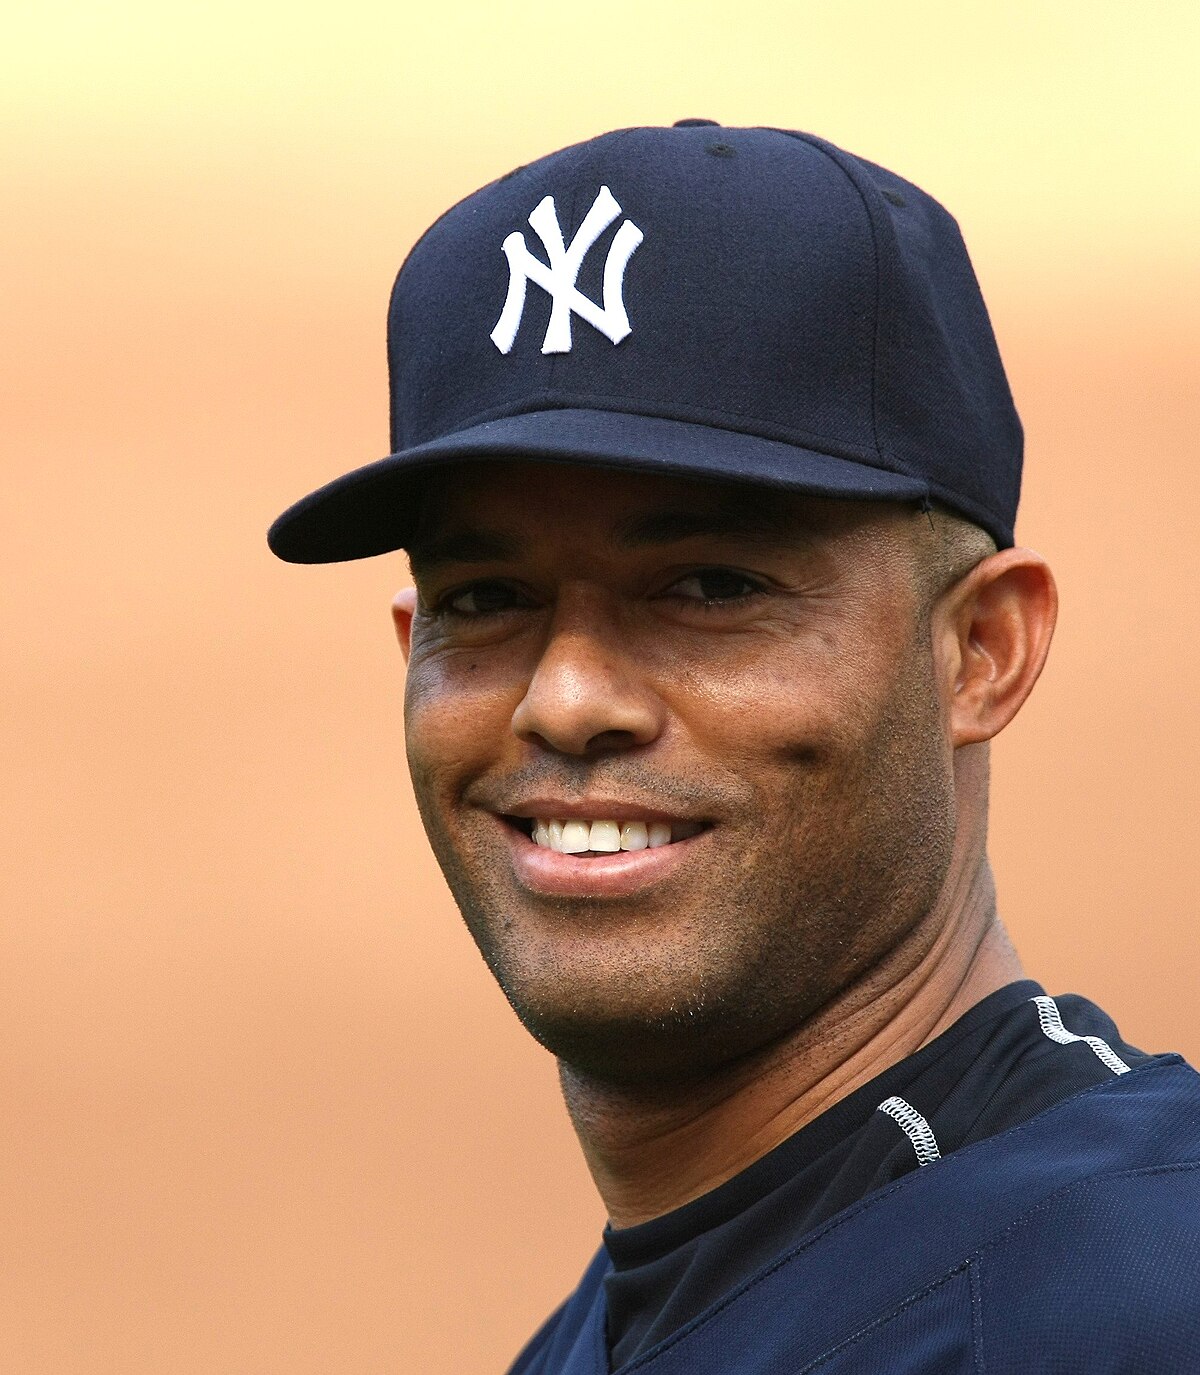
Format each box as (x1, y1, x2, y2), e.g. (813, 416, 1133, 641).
(1030, 995, 1130, 1076)
(877, 1095, 942, 1167)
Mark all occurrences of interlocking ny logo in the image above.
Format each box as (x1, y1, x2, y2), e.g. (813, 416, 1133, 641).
(490, 186, 644, 355)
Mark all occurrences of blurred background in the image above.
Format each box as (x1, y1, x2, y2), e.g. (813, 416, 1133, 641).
(4, 1, 1198, 1370)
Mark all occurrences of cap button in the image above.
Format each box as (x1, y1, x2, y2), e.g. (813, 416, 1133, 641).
(673, 117, 720, 127)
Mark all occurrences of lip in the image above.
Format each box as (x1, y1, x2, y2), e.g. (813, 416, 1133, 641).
(500, 797, 705, 826)
(495, 813, 710, 898)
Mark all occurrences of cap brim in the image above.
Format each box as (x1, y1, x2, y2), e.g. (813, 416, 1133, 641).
(267, 408, 930, 564)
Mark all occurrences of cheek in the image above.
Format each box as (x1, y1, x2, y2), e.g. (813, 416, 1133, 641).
(402, 650, 516, 800)
(669, 619, 886, 769)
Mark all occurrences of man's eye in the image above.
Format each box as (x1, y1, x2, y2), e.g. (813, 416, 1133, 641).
(437, 580, 528, 617)
(664, 569, 764, 604)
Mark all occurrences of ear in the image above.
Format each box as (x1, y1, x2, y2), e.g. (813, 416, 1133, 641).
(934, 549, 1058, 746)
(392, 586, 417, 664)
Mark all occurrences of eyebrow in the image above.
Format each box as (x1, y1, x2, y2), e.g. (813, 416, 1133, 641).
(406, 503, 808, 575)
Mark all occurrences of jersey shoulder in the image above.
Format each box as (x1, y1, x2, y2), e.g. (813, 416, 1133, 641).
(506, 1247, 608, 1375)
(977, 1154, 1200, 1370)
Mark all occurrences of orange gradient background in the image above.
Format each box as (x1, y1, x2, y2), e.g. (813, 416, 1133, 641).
(5, 4, 1198, 1371)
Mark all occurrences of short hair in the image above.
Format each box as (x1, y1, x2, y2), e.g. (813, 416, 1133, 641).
(915, 503, 998, 612)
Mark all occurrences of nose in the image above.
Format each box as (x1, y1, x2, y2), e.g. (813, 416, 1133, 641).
(511, 593, 664, 756)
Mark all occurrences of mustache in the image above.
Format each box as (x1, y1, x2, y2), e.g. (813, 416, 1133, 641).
(466, 758, 751, 815)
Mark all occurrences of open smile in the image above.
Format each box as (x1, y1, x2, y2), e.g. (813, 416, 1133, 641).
(512, 815, 706, 854)
(496, 812, 713, 897)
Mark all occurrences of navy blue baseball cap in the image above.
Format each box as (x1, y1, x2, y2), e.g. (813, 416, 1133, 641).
(268, 121, 1021, 563)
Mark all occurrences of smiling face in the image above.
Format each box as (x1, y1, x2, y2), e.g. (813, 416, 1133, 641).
(397, 461, 961, 1085)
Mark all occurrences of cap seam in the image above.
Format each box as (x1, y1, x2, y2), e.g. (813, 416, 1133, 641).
(766, 129, 889, 473)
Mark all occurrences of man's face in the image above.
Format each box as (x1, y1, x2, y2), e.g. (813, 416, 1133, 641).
(398, 461, 958, 1085)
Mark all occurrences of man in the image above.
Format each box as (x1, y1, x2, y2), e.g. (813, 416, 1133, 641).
(269, 123, 1200, 1371)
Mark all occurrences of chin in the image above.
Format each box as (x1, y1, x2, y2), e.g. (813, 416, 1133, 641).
(489, 958, 806, 1087)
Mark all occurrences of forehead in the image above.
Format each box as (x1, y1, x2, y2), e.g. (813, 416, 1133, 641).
(405, 459, 910, 567)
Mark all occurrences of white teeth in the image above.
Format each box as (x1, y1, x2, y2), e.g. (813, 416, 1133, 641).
(529, 818, 695, 851)
(619, 821, 649, 851)
(560, 820, 591, 854)
(588, 820, 622, 852)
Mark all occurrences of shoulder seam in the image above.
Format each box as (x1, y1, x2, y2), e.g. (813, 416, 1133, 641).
(618, 1060, 1194, 1371)
(973, 1158, 1200, 1264)
(795, 1264, 973, 1375)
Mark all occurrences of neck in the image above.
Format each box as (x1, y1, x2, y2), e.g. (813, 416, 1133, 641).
(559, 797, 1024, 1228)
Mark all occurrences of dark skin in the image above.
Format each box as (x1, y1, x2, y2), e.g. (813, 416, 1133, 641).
(393, 460, 1057, 1226)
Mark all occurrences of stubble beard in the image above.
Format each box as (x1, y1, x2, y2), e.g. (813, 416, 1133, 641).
(408, 669, 957, 1090)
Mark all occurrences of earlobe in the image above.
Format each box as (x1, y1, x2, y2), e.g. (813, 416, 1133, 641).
(392, 586, 418, 663)
(944, 549, 1058, 747)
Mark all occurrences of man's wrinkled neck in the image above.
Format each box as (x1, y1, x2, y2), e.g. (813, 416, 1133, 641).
(558, 757, 1024, 1229)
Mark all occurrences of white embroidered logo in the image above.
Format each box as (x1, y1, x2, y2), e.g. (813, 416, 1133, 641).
(490, 186, 644, 355)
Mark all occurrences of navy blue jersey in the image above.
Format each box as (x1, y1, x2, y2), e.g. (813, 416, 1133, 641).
(509, 988, 1200, 1373)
